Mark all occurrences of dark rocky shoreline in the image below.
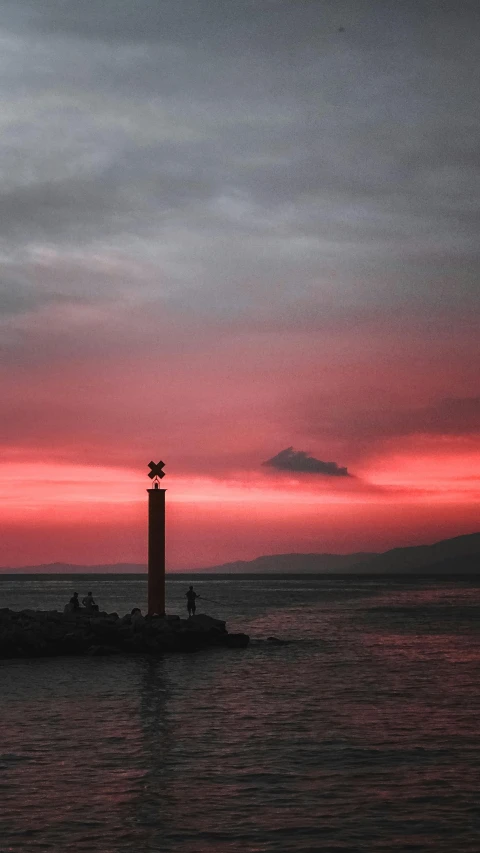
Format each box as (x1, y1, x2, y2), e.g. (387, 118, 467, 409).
(0, 608, 249, 659)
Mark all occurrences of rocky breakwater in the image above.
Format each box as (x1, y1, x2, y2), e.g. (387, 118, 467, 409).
(0, 609, 249, 659)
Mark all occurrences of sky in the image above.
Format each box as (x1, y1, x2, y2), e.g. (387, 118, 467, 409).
(1, 0, 479, 568)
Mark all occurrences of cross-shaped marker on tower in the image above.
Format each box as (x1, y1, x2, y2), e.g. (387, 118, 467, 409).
(148, 460, 165, 479)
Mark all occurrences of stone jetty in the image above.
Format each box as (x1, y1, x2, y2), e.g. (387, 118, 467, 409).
(0, 608, 249, 659)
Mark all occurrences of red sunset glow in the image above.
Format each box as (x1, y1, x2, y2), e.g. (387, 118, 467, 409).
(1, 308, 479, 569)
(1, 1, 479, 570)
(1, 436, 479, 568)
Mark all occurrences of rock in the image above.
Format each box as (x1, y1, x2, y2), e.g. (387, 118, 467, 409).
(131, 612, 146, 631)
(0, 608, 249, 659)
(20, 609, 46, 619)
(186, 614, 226, 633)
(86, 644, 122, 656)
(121, 635, 147, 653)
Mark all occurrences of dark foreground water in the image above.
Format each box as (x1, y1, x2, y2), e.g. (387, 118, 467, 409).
(1, 573, 479, 853)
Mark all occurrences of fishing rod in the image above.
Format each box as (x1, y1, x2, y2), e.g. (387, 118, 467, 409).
(179, 593, 223, 606)
(177, 589, 224, 605)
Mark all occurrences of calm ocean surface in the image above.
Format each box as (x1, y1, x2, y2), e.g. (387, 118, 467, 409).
(1, 573, 479, 853)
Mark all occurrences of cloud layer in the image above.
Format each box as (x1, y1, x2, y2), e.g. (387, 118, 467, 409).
(0, 0, 479, 564)
(1, 0, 479, 324)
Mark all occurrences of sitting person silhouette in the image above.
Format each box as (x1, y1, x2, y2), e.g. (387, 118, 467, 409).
(82, 591, 98, 612)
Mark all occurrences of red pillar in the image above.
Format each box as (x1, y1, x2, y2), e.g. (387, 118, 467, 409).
(147, 484, 166, 616)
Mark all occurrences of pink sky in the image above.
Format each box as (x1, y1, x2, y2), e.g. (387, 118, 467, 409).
(1, 311, 479, 568)
(1, 2, 479, 568)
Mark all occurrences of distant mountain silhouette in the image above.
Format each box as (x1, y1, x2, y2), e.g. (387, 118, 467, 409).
(0, 562, 145, 574)
(197, 532, 480, 575)
(1, 532, 479, 575)
(349, 531, 480, 575)
(197, 552, 377, 574)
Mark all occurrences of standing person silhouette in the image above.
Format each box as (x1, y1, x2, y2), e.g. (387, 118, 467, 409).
(185, 585, 200, 617)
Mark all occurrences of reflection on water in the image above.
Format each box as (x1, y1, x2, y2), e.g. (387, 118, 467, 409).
(0, 658, 144, 851)
(1, 576, 480, 851)
(128, 659, 175, 849)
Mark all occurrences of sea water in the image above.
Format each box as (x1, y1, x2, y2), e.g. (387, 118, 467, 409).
(1, 573, 479, 853)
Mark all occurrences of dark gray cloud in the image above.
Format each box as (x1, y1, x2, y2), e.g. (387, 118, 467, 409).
(263, 446, 350, 475)
(304, 395, 480, 453)
(5, 0, 480, 53)
(360, 396, 480, 440)
(0, 0, 479, 331)
(0, 0, 401, 47)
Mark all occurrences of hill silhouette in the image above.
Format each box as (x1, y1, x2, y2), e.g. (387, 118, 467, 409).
(2, 532, 479, 575)
(349, 531, 480, 576)
(198, 552, 376, 574)
(194, 532, 480, 575)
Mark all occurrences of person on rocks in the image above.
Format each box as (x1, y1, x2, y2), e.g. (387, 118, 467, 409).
(69, 592, 80, 611)
(185, 585, 200, 617)
(82, 591, 98, 612)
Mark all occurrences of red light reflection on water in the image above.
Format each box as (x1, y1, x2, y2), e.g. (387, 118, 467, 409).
(0, 665, 154, 848)
(344, 627, 480, 747)
(361, 631, 480, 663)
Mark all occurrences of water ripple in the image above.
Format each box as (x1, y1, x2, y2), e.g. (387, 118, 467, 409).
(1, 576, 480, 851)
